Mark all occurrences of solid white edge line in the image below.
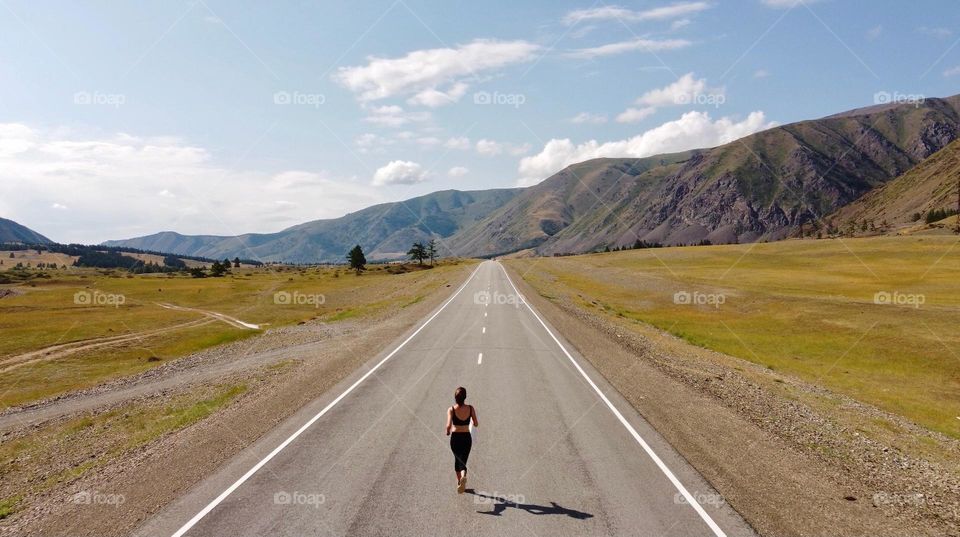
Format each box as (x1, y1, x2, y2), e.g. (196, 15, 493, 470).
(478, 352, 483, 365)
(497, 262, 728, 537)
(169, 263, 484, 537)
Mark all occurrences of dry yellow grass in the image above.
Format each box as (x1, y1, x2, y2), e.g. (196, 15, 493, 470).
(0, 261, 473, 408)
(509, 235, 960, 438)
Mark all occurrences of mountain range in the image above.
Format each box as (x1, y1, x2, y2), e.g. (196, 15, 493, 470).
(93, 93, 960, 262)
(105, 189, 520, 263)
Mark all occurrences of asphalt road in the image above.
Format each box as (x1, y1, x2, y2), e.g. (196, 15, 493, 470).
(135, 261, 756, 537)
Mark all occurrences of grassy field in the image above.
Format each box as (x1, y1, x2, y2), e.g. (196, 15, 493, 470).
(0, 261, 473, 408)
(508, 236, 960, 438)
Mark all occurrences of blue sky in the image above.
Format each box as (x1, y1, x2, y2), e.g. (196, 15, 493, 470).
(2, 0, 959, 243)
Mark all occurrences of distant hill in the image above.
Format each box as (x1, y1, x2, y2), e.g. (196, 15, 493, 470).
(445, 95, 960, 256)
(105, 189, 521, 263)
(829, 138, 960, 229)
(106, 94, 960, 262)
(0, 217, 53, 244)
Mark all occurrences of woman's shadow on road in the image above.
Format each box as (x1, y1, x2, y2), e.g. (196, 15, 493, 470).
(466, 490, 594, 520)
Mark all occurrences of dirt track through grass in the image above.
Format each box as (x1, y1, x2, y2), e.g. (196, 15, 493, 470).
(0, 262, 471, 409)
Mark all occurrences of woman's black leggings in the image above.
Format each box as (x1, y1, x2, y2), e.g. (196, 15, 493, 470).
(450, 432, 472, 473)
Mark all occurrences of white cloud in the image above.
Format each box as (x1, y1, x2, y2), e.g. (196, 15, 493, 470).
(406, 82, 469, 108)
(333, 40, 540, 103)
(944, 66, 960, 77)
(566, 38, 691, 59)
(0, 123, 382, 243)
(517, 110, 776, 185)
(51, 203, 68, 210)
(363, 105, 430, 128)
(0, 123, 38, 156)
(570, 24, 598, 39)
(372, 160, 428, 186)
(476, 139, 503, 156)
(355, 132, 395, 153)
(760, 0, 820, 7)
(753, 69, 770, 79)
(616, 107, 657, 123)
(571, 112, 608, 124)
(866, 25, 883, 41)
(509, 143, 532, 156)
(918, 26, 953, 39)
(444, 137, 471, 150)
(563, 3, 711, 25)
(671, 18, 692, 30)
(448, 166, 469, 177)
(415, 136, 443, 146)
(636, 72, 721, 106)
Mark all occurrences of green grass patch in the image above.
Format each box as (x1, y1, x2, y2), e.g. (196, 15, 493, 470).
(0, 495, 23, 520)
(326, 308, 360, 322)
(401, 295, 425, 307)
(124, 384, 247, 448)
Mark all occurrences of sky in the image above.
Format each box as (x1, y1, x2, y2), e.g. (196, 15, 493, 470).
(1, 0, 959, 244)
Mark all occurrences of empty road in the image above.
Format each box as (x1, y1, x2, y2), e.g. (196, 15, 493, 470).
(135, 261, 755, 537)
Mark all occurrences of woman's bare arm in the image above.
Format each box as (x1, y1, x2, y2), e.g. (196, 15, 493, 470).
(445, 407, 453, 435)
(471, 406, 478, 427)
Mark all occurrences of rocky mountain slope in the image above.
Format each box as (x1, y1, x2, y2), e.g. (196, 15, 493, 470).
(829, 138, 959, 229)
(447, 95, 960, 256)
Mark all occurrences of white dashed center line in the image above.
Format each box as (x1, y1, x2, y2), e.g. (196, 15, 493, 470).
(477, 352, 483, 365)
(482, 326, 486, 334)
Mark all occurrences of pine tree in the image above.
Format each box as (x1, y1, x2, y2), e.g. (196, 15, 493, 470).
(347, 245, 366, 275)
(426, 239, 438, 266)
(407, 242, 427, 265)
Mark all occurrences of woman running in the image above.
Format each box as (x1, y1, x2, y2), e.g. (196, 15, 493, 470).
(445, 386, 478, 494)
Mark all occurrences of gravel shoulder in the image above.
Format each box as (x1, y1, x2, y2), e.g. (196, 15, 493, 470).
(505, 264, 958, 537)
(0, 263, 475, 537)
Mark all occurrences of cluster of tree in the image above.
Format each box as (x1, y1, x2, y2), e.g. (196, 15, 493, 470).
(924, 207, 958, 224)
(801, 218, 893, 239)
(73, 250, 143, 269)
(407, 239, 438, 266)
(0, 242, 263, 268)
(130, 261, 182, 274)
(0, 244, 42, 253)
(164, 255, 187, 270)
(597, 238, 667, 253)
(189, 258, 236, 278)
